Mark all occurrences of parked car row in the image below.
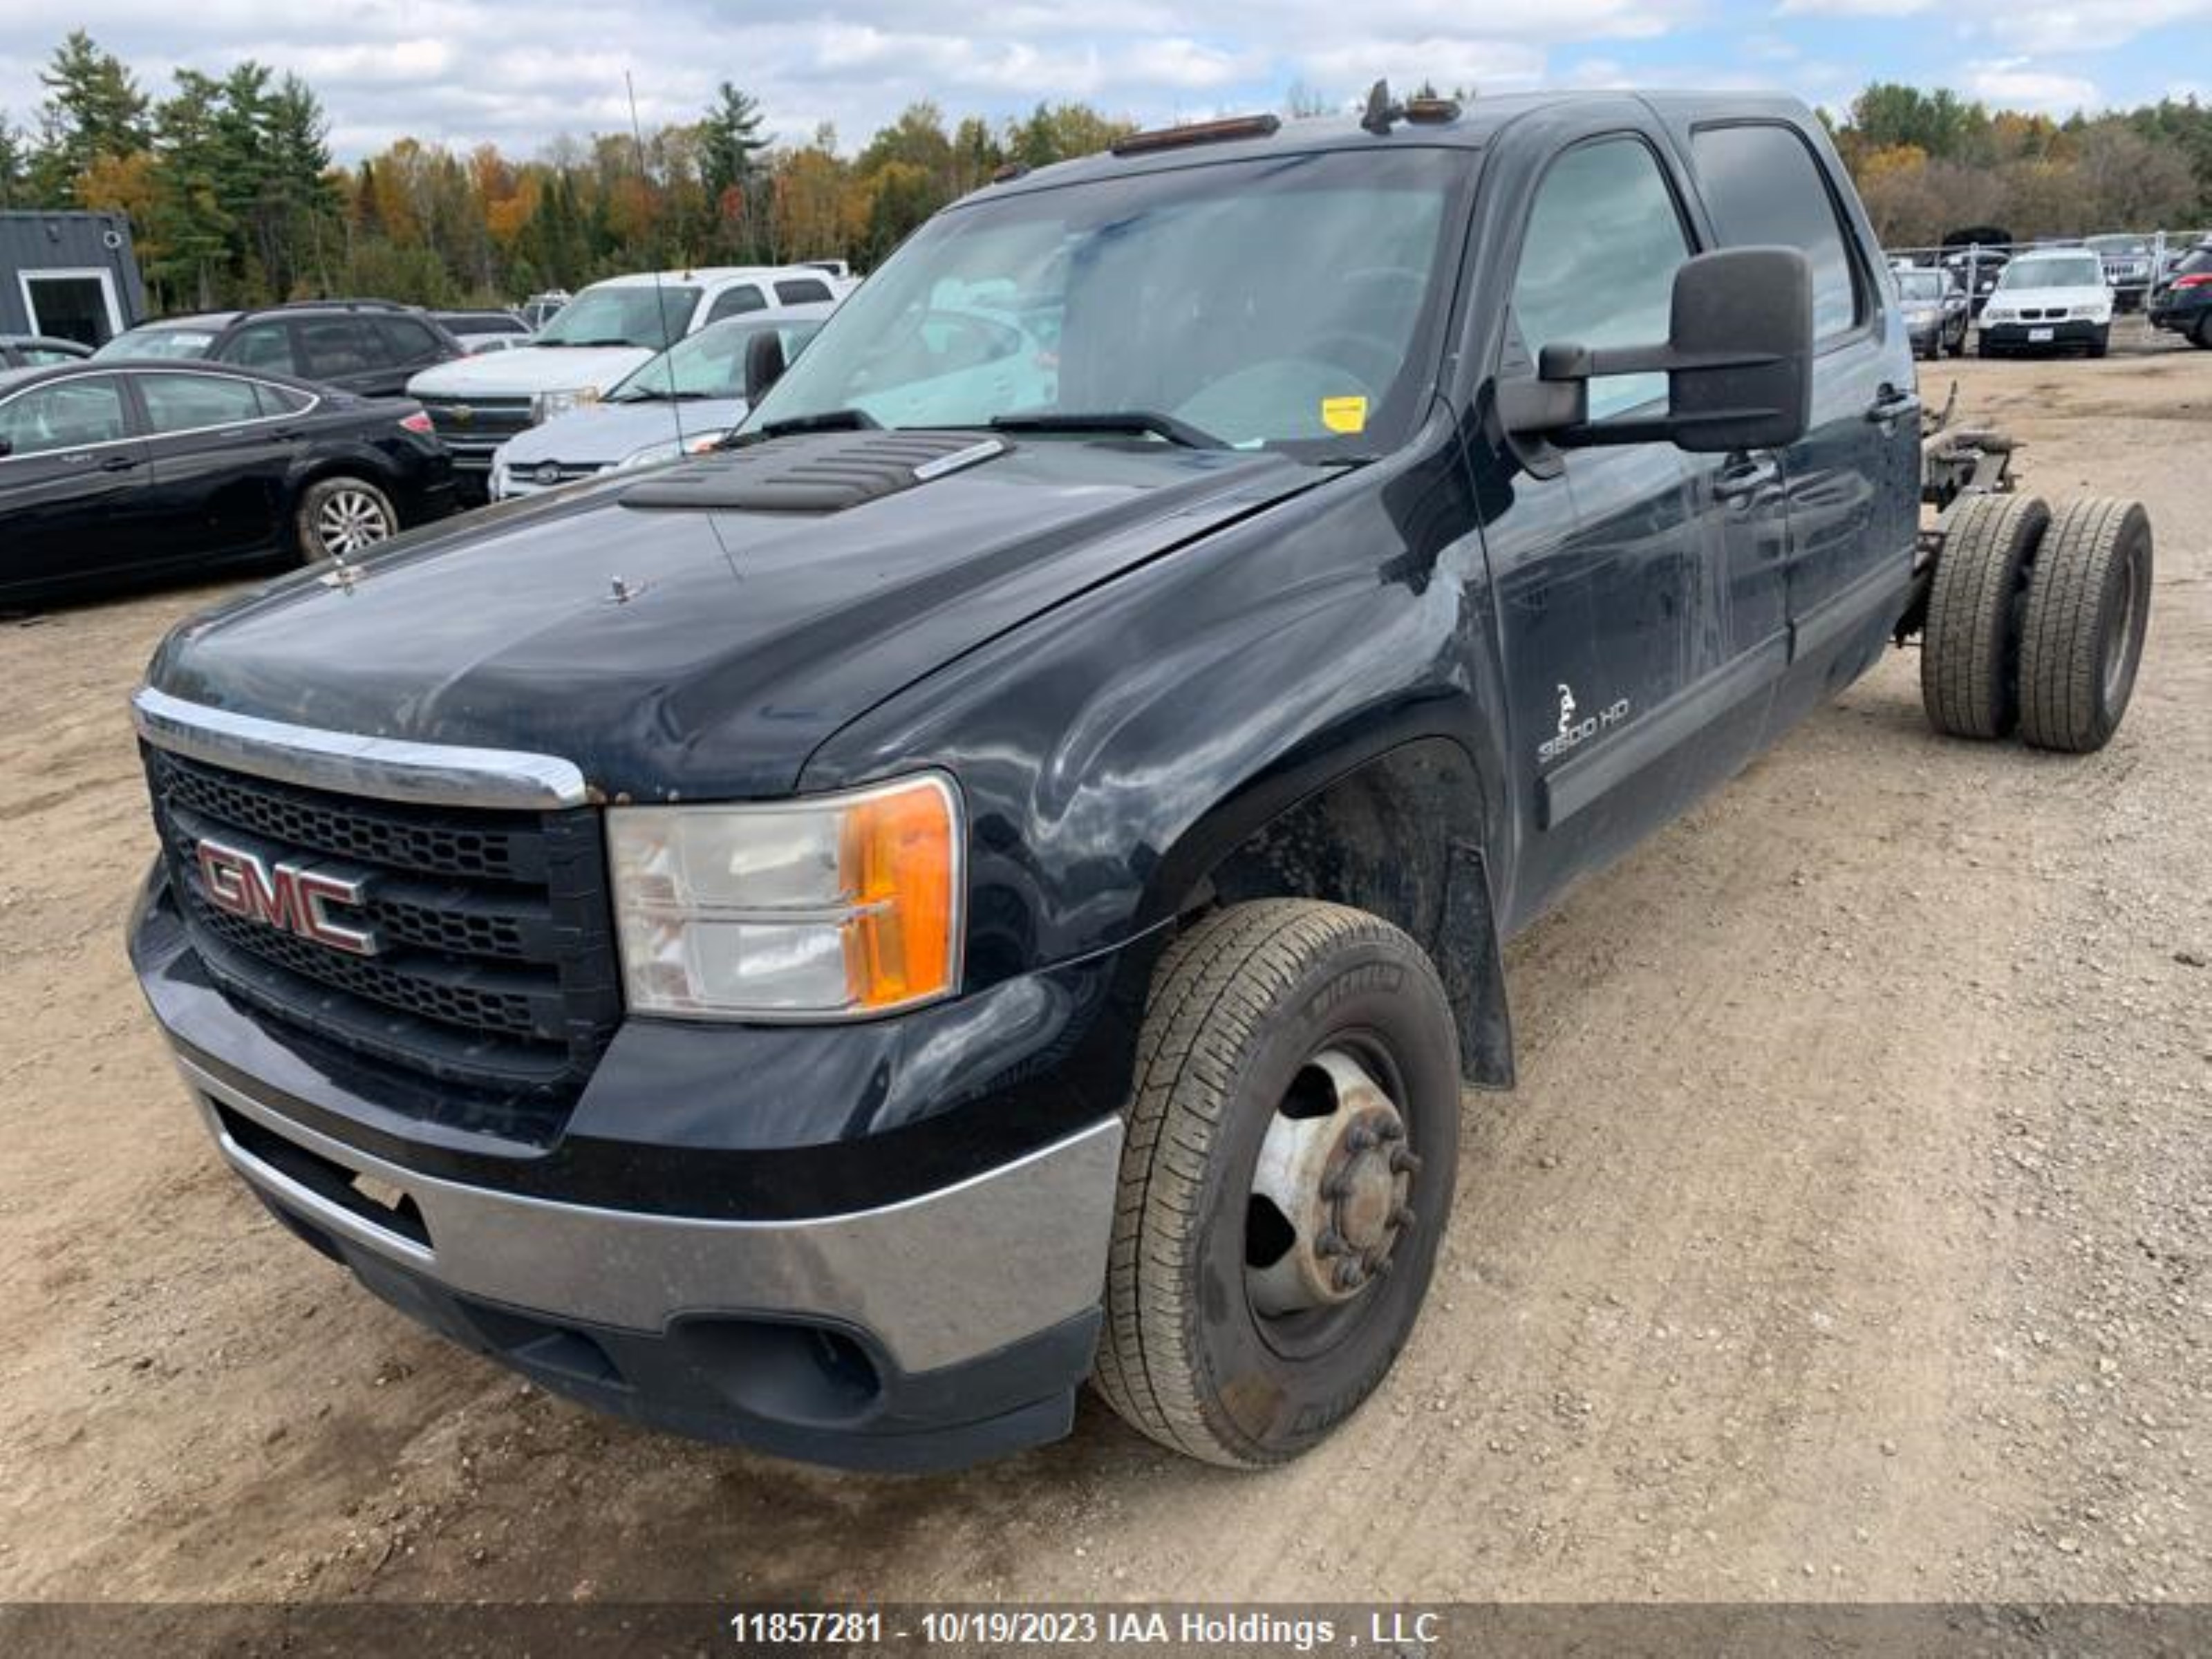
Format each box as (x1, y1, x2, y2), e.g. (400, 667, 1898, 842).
(1, 265, 860, 610)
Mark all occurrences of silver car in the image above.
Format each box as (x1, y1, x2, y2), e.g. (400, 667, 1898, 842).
(490, 307, 831, 498)
(1897, 267, 1970, 359)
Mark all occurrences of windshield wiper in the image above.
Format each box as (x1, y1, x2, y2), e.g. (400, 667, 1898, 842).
(988, 410, 1226, 449)
(749, 408, 883, 441)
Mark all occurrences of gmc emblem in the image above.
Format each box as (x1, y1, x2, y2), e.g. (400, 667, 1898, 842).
(195, 838, 381, 957)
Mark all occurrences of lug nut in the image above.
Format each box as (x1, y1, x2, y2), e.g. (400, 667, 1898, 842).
(1390, 1204, 1417, 1231)
(1346, 1124, 1377, 1154)
(1315, 1228, 1349, 1259)
(1390, 1148, 1423, 1174)
(1333, 1261, 1367, 1292)
(1377, 1121, 1405, 1143)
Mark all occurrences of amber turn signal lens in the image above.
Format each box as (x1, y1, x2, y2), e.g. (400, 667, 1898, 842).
(843, 778, 959, 1010)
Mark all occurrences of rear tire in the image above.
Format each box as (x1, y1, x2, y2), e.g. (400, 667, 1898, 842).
(295, 476, 397, 564)
(1921, 493, 2050, 740)
(1092, 901, 1461, 1468)
(2016, 498, 2153, 754)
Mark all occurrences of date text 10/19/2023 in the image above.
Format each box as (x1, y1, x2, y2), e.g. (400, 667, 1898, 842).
(727, 1609, 1449, 1649)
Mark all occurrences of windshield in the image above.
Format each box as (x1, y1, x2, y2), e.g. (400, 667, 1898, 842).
(2086, 236, 2148, 256)
(1897, 271, 1944, 301)
(534, 285, 702, 350)
(746, 149, 1470, 456)
(1999, 254, 2104, 290)
(611, 317, 823, 402)
(94, 327, 217, 361)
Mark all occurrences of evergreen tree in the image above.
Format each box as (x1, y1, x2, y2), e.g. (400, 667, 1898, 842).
(30, 30, 150, 203)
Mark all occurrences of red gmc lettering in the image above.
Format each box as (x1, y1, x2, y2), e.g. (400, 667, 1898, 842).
(194, 839, 379, 957)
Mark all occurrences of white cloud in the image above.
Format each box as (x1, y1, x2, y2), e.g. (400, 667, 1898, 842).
(1962, 57, 2100, 110)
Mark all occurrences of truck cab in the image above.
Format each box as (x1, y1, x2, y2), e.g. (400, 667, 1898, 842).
(128, 90, 2148, 1472)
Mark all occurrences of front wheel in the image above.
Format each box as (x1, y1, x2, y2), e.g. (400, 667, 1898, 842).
(2088, 327, 2111, 359)
(295, 476, 397, 563)
(1092, 901, 1461, 1468)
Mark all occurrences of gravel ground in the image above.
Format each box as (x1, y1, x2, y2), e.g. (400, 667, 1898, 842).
(0, 326, 2204, 1619)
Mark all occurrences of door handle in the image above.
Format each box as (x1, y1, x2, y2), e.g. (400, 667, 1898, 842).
(99, 453, 140, 472)
(1712, 451, 1780, 503)
(1866, 386, 1920, 425)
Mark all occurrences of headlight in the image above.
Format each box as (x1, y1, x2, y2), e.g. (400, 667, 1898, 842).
(1984, 307, 2014, 323)
(609, 774, 964, 1020)
(531, 386, 600, 422)
(612, 434, 722, 473)
(613, 440, 682, 473)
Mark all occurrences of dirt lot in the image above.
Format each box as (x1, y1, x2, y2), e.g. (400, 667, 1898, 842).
(1, 326, 2206, 1614)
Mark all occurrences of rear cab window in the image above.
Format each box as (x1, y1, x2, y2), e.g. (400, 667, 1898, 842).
(1689, 123, 1864, 340)
(774, 278, 834, 306)
(707, 285, 768, 323)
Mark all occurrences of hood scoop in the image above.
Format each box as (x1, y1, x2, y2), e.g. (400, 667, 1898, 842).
(620, 430, 1008, 514)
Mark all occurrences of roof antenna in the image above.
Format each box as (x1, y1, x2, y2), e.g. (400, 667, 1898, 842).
(627, 71, 687, 460)
(1361, 79, 1405, 135)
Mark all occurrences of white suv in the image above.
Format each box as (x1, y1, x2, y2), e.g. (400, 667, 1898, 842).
(1977, 250, 2115, 358)
(406, 266, 854, 496)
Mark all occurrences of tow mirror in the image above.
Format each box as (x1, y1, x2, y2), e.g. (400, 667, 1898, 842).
(743, 330, 789, 405)
(1499, 245, 1815, 456)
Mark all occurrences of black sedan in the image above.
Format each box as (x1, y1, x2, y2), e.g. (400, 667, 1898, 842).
(0, 360, 454, 608)
(2147, 241, 2212, 349)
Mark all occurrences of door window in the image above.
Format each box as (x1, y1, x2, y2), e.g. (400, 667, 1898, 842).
(138, 372, 268, 433)
(774, 277, 834, 306)
(296, 318, 380, 378)
(225, 321, 299, 373)
(706, 285, 767, 322)
(1690, 124, 1863, 340)
(375, 317, 445, 364)
(254, 382, 314, 417)
(1511, 138, 1692, 420)
(0, 377, 130, 456)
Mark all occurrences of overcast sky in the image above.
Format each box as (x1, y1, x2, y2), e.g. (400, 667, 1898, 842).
(3, 1, 2209, 161)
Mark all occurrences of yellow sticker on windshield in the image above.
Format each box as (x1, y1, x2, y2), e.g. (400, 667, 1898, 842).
(1321, 395, 1369, 435)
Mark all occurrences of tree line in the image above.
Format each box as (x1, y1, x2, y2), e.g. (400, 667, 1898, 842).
(3, 34, 2209, 315)
(0, 31, 1134, 312)
(1828, 83, 2212, 247)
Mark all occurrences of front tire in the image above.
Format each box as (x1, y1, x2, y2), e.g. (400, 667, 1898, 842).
(295, 476, 397, 563)
(2088, 326, 2110, 359)
(1093, 901, 1461, 1468)
(1921, 494, 2050, 740)
(2017, 498, 2153, 753)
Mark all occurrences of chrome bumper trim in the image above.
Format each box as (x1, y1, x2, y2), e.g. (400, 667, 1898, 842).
(132, 686, 590, 811)
(180, 1055, 1121, 1374)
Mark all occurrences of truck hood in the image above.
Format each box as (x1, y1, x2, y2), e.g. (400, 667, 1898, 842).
(145, 438, 1324, 800)
(496, 397, 747, 469)
(406, 345, 655, 400)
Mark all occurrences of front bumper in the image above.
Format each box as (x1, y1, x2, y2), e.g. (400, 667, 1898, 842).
(2148, 298, 2207, 333)
(180, 1050, 1118, 1470)
(1980, 317, 2106, 350)
(132, 867, 1132, 1471)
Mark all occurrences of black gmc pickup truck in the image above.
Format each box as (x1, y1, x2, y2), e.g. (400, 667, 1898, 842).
(128, 88, 2153, 1472)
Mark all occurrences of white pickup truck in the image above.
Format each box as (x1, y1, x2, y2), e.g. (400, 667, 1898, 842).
(406, 265, 854, 498)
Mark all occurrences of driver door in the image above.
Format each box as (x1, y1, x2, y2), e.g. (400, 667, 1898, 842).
(0, 373, 153, 601)
(1474, 128, 1785, 924)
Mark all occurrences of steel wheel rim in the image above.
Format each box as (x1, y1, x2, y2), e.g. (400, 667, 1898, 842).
(1244, 1043, 1421, 1358)
(318, 489, 391, 556)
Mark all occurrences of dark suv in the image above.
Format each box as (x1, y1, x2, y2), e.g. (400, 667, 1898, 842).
(127, 89, 2153, 1474)
(95, 300, 466, 397)
(2147, 241, 2212, 348)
